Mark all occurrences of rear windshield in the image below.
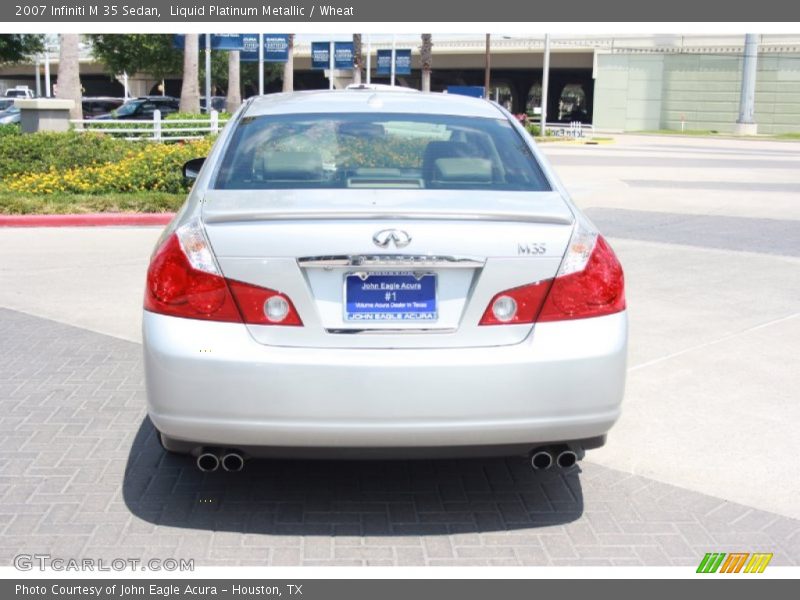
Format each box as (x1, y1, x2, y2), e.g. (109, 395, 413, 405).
(213, 112, 551, 191)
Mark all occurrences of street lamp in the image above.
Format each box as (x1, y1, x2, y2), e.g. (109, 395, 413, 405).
(484, 34, 491, 99)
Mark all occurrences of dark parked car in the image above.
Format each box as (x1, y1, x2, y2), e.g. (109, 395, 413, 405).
(82, 97, 124, 119)
(201, 96, 226, 113)
(95, 96, 180, 120)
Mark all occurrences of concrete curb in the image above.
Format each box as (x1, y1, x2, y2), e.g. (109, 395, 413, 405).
(0, 213, 175, 227)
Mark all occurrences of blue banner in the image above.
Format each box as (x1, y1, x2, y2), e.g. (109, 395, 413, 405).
(394, 49, 412, 75)
(334, 41, 354, 69)
(311, 41, 330, 69)
(209, 34, 243, 51)
(376, 49, 412, 75)
(376, 49, 392, 75)
(173, 35, 241, 51)
(240, 34, 290, 62)
(447, 85, 486, 98)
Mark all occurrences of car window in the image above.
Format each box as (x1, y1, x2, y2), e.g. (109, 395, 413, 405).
(113, 101, 143, 117)
(214, 112, 551, 191)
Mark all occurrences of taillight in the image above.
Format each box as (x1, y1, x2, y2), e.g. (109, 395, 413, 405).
(479, 226, 624, 325)
(144, 234, 242, 322)
(144, 220, 302, 326)
(538, 235, 625, 322)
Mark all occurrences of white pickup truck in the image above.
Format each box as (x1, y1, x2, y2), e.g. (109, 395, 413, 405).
(4, 86, 35, 99)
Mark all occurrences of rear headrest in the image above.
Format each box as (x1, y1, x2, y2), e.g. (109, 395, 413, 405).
(422, 141, 478, 184)
(262, 151, 323, 181)
(433, 158, 493, 183)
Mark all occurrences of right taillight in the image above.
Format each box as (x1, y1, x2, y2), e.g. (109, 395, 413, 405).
(478, 225, 625, 325)
(538, 234, 625, 322)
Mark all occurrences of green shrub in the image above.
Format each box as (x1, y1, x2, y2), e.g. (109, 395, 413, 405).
(0, 131, 131, 181)
(0, 124, 20, 138)
(4, 137, 214, 195)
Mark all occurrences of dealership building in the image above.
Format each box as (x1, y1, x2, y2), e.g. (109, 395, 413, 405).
(1, 33, 799, 134)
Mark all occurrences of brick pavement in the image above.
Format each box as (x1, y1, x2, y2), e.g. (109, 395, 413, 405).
(1, 307, 798, 567)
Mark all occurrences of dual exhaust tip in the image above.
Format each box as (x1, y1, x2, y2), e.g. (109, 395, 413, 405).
(530, 446, 578, 470)
(197, 447, 575, 473)
(196, 449, 245, 472)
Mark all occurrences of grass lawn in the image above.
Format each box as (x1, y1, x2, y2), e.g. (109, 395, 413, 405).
(636, 129, 800, 140)
(636, 129, 721, 136)
(0, 192, 186, 215)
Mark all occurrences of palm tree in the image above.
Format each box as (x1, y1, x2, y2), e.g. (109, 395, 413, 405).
(56, 34, 83, 120)
(282, 34, 294, 92)
(420, 34, 433, 92)
(179, 33, 200, 113)
(225, 50, 241, 113)
(352, 34, 362, 85)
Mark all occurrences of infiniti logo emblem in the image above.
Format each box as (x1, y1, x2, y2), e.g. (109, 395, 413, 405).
(372, 229, 412, 249)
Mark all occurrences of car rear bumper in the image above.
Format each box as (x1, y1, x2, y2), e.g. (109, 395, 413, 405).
(143, 310, 627, 453)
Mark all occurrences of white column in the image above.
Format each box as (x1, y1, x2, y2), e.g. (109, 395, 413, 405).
(34, 57, 41, 97)
(390, 35, 396, 87)
(258, 33, 264, 95)
(44, 51, 51, 97)
(328, 41, 334, 90)
(366, 35, 371, 85)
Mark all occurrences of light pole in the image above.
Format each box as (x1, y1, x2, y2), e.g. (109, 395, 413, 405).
(390, 35, 396, 87)
(366, 35, 371, 85)
(735, 33, 759, 135)
(541, 34, 551, 135)
(44, 50, 51, 97)
(484, 34, 491, 99)
(204, 34, 211, 111)
(258, 33, 264, 95)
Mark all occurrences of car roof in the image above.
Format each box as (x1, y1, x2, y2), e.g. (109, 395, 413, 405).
(243, 89, 506, 119)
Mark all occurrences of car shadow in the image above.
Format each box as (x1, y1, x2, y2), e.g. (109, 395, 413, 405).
(122, 418, 584, 535)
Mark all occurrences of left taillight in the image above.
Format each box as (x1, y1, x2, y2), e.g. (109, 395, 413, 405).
(144, 220, 302, 326)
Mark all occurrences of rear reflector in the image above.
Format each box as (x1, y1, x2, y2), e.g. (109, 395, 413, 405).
(479, 280, 551, 325)
(144, 221, 302, 326)
(227, 279, 302, 326)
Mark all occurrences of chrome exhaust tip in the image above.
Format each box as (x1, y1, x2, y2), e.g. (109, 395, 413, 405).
(221, 451, 245, 472)
(556, 449, 578, 469)
(196, 451, 220, 472)
(530, 449, 554, 470)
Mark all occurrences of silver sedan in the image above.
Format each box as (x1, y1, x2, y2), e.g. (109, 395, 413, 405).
(142, 89, 627, 473)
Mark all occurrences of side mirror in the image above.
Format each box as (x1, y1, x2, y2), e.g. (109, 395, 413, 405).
(182, 157, 206, 181)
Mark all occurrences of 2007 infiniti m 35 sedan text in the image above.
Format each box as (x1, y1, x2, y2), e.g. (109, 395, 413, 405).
(142, 88, 627, 473)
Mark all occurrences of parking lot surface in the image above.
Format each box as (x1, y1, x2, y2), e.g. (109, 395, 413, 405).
(1, 134, 798, 566)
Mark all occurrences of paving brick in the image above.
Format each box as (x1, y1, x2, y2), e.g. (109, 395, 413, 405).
(0, 307, 798, 567)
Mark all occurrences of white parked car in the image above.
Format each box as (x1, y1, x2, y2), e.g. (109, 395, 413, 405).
(143, 90, 627, 473)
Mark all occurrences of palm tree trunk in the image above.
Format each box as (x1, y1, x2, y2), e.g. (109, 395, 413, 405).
(225, 50, 242, 113)
(352, 34, 362, 85)
(421, 34, 432, 93)
(179, 34, 200, 113)
(56, 34, 83, 120)
(282, 34, 294, 92)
